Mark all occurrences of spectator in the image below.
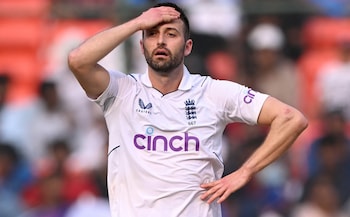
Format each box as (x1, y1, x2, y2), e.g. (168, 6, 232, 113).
(28, 80, 74, 163)
(244, 23, 300, 108)
(0, 73, 38, 160)
(0, 143, 34, 217)
(291, 174, 348, 217)
(69, 105, 108, 172)
(307, 134, 350, 205)
(315, 36, 350, 120)
(19, 173, 69, 217)
(306, 110, 350, 179)
(22, 139, 101, 215)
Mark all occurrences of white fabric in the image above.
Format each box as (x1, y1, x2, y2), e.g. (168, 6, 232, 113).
(92, 67, 268, 217)
(248, 23, 284, 50)
(316, 61, 350, 119)
(65, 195, 111, 217)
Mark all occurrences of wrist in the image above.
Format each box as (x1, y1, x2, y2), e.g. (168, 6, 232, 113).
(131, 16, 143, 31)
(239, 165, 255, 181)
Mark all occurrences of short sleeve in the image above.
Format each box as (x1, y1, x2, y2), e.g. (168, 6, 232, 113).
(208, 79, 269, 125)
(232, 85, 269, 124)
(91, 70, 126, 112)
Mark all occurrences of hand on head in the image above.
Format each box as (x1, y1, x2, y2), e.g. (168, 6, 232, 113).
(136, 6, 180, 31)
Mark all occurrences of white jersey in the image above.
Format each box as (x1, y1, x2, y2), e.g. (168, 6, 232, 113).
(93, 67, 268, 217)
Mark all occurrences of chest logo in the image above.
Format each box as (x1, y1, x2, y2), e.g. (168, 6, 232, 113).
(139, 98, 152, 109)
(185, 99, 197, 125)
(136, 98, 152, 114)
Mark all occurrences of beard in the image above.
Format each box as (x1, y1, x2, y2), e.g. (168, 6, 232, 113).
(143, 45, 184, 74)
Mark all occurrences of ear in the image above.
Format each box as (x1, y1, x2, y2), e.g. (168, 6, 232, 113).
(184, 39, 193, 57)
(140, 39, 144, 54)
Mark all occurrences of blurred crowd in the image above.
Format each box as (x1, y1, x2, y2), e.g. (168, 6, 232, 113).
(1, 0, 350, 217)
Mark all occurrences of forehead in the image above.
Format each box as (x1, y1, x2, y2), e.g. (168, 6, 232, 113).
(148, 19, 184, 32)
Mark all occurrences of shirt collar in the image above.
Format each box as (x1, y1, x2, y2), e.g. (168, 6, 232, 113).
(140, 66, 193, 91)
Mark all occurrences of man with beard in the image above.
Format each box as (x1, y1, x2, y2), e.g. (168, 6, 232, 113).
(68, 2, 308, 217)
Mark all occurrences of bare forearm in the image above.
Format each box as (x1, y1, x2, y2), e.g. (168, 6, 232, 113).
(200, 97, 308, 204)
(68, 19, 141, 70)
(241, 108, 308, 176)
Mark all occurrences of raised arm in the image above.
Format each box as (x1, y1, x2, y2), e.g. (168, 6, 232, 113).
(200, 96, 308, 204)
(67, 6, 180, 98)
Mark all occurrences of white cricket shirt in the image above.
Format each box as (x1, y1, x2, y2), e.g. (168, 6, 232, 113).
(93, 66, 268, 217)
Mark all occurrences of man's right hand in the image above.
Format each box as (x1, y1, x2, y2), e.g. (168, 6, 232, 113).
(135, 6, 180, 31)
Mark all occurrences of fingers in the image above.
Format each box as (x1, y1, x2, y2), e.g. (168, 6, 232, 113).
(158, 6, 181, 19)
(138, 6, 180, 30)
(154, 7, 180, 24)
(200, 180, 226, 204)
(200, 175, 247, 204)
(217, 190, 231, 204)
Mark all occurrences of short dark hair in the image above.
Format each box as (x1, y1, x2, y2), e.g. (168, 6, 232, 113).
(153, 2, 190, 40)
(39, 80, 56, 97)
(0, 143, 20, 164)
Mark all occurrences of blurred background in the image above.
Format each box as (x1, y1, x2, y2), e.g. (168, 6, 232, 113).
(1, 0, 350, 217)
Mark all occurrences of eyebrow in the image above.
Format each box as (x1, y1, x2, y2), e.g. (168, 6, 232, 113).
(148, 26, 181, 36)
(164, 27, 180, 33)
(143, 21, 184, 38)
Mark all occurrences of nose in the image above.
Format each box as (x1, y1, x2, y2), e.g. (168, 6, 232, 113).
(157, 33, 165, 46)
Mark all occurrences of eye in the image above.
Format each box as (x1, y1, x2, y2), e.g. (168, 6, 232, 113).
(146, 30, 158, 37)
(167, 32, 177, 37)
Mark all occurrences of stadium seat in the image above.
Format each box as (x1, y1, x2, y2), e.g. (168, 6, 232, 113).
(0, 18, 47, 49)
(0, 0, 51, 18)
(302, 17, 350, 50)
(297, 49, 338, 119)
(0, 50, 42, 102)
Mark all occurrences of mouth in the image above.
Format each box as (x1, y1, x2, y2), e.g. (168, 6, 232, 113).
(154, 48, 170, 57)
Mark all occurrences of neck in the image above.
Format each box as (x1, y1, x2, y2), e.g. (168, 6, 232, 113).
(148, 65, 184, 95)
